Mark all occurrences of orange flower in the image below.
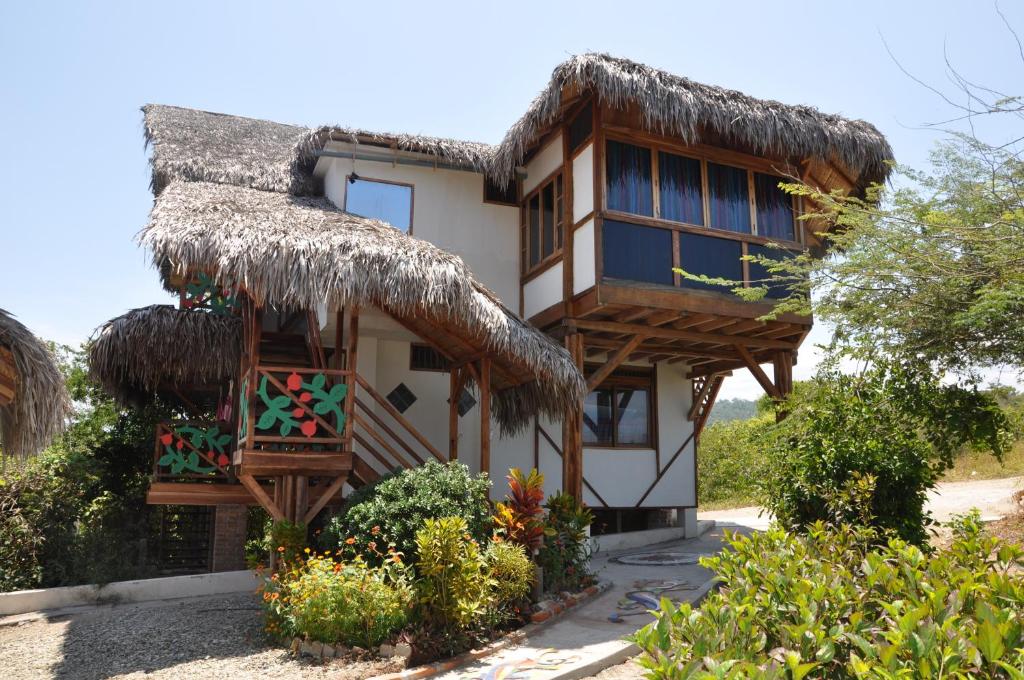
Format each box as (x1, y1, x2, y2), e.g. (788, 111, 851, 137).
(371, 525, 381, 535)
(368, 541, 377, 551)
(391, 554, 401, 564)
(345, 537, 356, 545)
(277, 546, 285, 553)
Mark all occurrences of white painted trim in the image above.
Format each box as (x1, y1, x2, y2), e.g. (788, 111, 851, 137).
(0, 570, 258, 617)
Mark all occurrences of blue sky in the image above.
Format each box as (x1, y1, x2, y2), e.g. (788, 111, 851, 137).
(2, 1, 1021, 399)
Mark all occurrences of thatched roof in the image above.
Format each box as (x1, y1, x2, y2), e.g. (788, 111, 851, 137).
(0, 309, 70, 459)
(138, 181, 585, 434)
(143, 104, 319, 196)
(489, 53, 893, 188)
(89, 305, 241, 406)
(145, 53, 892, 195)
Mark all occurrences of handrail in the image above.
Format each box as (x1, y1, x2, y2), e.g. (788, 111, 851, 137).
(153, 421, 233, 481)
(355, 373, 446, 462)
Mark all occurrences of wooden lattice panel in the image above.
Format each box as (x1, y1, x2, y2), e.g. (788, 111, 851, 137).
(0, 346, 17, 406)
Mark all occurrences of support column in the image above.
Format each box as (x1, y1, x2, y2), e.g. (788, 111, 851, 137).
(772, 350, 794, 422)
(479, 358, 491, 477)
(562, 333, 584, 499)
(211, 504, 248, 572)
(343, 306, 359, 451)
(449, 366, 460, 460)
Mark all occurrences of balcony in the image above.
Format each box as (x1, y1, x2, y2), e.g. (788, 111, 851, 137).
(152, 421, 234, 483)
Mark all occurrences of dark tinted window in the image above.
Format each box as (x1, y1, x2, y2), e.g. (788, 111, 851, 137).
(659, 151, 704, 225)
(410, 344, 448, 372)
(386, 383, 417, 413)
(677, 232, 743, 293)
(602, 220, 673, 286)
(484, 177, 517, 205)
(754, 173, 795, 241)
(747, 243, 796, 299)
(606, 141, 653, 216)
(707, 162, 751, 233)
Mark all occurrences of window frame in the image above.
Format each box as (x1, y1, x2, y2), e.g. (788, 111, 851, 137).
(601, 134, 803, 247)
(344, 175, 415, 234)
(519, 169, 565, 278)
(409, 343, 450, 373)
(582, 365, 656, 449)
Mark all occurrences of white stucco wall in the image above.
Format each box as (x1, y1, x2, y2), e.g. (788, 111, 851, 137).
(322, 153, 519, 310)
(522, 263, 563, 320)
(572, 219, 595, 294)
(522, 133, 564, 195)
(572, 143, 594, 223)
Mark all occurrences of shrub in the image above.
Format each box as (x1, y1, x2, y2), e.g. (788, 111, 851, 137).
(261, 552, 411, 647)
(414, 516, 492, 637)
(492, 468, 545, 551)
(537, 491, 593, 593)
(760, 360, 1010, 544)
(268, 520, 308, 569)
(484, 540, 533, 607)
(697, 414, 773, 508)
(322, 461, 491, 564)
(632, 515, 1024, 679)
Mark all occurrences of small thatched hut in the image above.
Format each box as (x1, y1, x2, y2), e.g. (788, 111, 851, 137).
(0, 309, 71, 459)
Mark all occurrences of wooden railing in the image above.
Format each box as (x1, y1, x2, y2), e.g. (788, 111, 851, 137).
(238, 366, 352, 454)
(351, 373, 446, 472)
(153, 421, 233, 482)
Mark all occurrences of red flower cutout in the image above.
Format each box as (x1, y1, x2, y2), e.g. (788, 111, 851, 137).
(160, 433, 173, 446)
(299, 392, 312, 403)
(300, 420, 317, 437)
(217, 453, 230, 466)
(286, 373, 302, 391)
(175, 439, 184, 450)
(291, 407, 305, 419)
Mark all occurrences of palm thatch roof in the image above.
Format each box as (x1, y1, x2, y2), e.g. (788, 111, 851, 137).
(300, 126, 494, 174)
(489, 53, 892, 189)
(138, 181, 584, 434)
(89, 305, 241, 406)
(0, 309, 70, 459)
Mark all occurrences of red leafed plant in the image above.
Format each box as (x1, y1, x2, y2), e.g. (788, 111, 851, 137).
(493, 468, 545, 552)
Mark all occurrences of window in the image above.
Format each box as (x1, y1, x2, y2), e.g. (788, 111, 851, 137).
(677, 231, 743, 293)
(606, 140, 653, 216)
(345, 177, 413, 233)
(659, 151, 703, 225)
(602, 219, 674, 286)
(386, 383, 417, 413)
(455, 389, 476, 417)
(754, 173, 795, 241)
(582, 366, 653, 447)
(410, 344, 449, 372)
(520, 173, 564, 274)
(602, 139, 800, 242)
(747, 243, 797, 299)
(707, 162, 751, 233)
(484, 177, 517, 205)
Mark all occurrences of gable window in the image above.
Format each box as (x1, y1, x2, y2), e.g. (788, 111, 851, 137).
(410, 343, 449, 372)
(582, 366, 653, 448)
(345, 176, 413, 233)
(754, 172, 795, 241)
(707, 162, 751, 233)
(484, 177, 517, 206)
(520, 173, 564, 275)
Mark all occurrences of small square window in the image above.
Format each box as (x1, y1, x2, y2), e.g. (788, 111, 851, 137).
(386, 383, 417, 413)
(410, 344, 449, 372)
(345, 177, 413, 233)
(450, 389, 476, 417)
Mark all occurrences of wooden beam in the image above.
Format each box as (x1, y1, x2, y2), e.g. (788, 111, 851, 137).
(480, 358, 491, 477)
(688, 377, 715, 420)
(569, 318, 794, 350)
(735, 345, 782, 399)
(562, 333, 584, 499)
(239, 451, 352, 477)
(303, 474, 347, 524)
(586, 334, 646, 391)
(694, 376, 725, 440)
(449, 366, 460, 460)
(239, 474, 285, 522)
(343, 306, 359, 449)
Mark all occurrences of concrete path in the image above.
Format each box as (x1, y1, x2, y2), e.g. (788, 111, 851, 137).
(437, 526, 733, 680)
(699, 475, 1024, 531)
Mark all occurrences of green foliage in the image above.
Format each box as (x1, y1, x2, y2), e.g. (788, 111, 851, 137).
(269, 520, 308, 569)
(484, 540, 534, 607)
(414, 516, 492, 636)
(537, 491, 594, 593)
(0, 344, 169, 591)
(492, 467, 546, 551)
(760, 359, 1010, 544)
(260, 552, 411, 647)
(704, 397, 758, 426)
(633, 516, 1024, 679)
(697, 414, 773, 508)
(322, 460, 491, 564)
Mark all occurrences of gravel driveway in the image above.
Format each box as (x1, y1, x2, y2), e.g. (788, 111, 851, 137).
(0, 593, 399, 679)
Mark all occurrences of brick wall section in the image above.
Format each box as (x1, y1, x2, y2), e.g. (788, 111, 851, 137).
(211, 504, 248, 572)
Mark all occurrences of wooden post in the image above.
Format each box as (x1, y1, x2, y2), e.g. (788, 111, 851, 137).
(295, 475, 308, 524)
(562, 333, 584, 499)
(773, 351, 794, 422)
(343, 307, 359, 451)
(479, 358, 491, 477)
(449, 366, 460, 460)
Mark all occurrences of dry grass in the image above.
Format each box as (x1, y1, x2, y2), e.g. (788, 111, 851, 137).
(942, 441, 1024, 482)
